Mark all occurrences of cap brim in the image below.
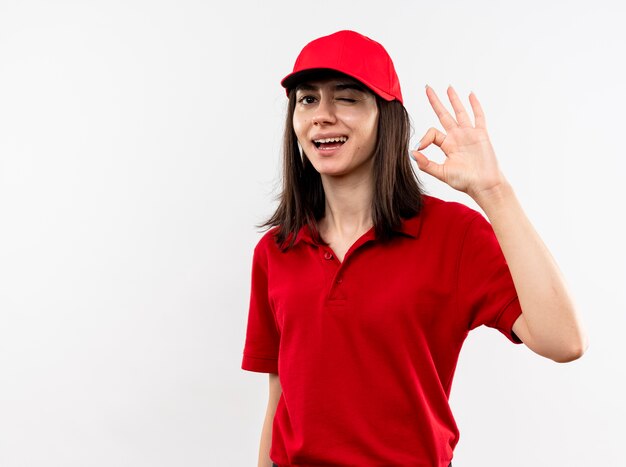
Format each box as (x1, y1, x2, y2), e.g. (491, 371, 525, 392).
(280, 68, 396, 101)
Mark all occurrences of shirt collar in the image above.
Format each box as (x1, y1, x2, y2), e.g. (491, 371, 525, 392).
(293, 213, 423, 246)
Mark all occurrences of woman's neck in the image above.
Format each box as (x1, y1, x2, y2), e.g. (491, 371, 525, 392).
(319, 168, 374, 240)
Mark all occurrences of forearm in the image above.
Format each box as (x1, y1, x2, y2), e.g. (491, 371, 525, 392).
(474, 181, 589, 360)
(258, 408, 274, 467)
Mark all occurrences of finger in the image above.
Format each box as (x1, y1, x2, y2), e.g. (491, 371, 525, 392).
(447, 85, 473, 128)
(425, 85, 458, 132)
(416, 127, 447, 152)
(411, 150, 446, 181)
(469, 91, 487, 129)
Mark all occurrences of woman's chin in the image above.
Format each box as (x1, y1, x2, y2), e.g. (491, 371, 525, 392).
(313, 164, 350, 177)
(312, 158, 373, 179)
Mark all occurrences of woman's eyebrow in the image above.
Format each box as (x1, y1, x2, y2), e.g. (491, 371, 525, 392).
(295, 82, 367, 93)
(335, 83, 367, 93)
(295, 83, 317, 92)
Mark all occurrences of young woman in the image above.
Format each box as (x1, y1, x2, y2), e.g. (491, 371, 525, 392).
(242, 30, 588, 467)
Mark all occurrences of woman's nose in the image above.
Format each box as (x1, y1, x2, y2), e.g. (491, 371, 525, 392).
(311, 97, 336, 125)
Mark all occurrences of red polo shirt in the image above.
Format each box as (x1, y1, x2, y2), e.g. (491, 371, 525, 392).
(242, 195, 523, 466)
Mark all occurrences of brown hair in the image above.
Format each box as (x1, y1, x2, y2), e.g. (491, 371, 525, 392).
(257, 73, 424, 252)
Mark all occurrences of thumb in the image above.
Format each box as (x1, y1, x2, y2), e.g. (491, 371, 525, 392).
(411, 151, 445, 181)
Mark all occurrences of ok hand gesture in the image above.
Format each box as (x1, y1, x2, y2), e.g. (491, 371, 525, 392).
(412, 85, 508, 203)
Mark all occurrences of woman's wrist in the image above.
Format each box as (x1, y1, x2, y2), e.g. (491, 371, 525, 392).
(471, 178, 516, 216)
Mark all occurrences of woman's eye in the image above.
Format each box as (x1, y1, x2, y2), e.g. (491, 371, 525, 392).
(298, 96, 316, 104)
(338, 98, 356, 103)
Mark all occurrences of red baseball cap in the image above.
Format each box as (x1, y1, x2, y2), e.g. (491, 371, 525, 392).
(280, 30, 403, 104)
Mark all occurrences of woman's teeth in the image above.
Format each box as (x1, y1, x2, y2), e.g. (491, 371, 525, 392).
(313, 136, 347, 148)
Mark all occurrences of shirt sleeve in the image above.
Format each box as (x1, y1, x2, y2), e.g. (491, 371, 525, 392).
(457, 213, 524, 344)
(241, 239, 280, 373)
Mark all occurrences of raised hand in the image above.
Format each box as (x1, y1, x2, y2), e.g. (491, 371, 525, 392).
(413, 86, 588, 364)
(412, 85, 508, 202)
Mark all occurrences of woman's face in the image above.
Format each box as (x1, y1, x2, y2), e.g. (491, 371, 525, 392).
(292, 77, 379, 178)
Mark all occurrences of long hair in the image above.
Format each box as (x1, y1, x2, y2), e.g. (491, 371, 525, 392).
(257, 76, 425, 252)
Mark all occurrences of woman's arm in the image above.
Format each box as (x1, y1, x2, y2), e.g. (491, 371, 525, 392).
(412, 85, 589, 362)
(473, 181, 588, 362)
(258, 373, 282, 467)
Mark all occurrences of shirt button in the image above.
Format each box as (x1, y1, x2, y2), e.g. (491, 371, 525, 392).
(324, 251, 333, 260)
(336, 277, 343, 284)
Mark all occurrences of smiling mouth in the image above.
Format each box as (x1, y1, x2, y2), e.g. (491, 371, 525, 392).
(313, 136, 348, 149)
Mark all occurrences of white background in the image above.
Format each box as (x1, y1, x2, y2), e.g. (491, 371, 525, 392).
(0, 1, 624, 466)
